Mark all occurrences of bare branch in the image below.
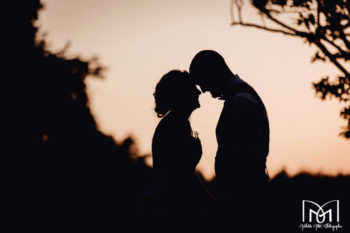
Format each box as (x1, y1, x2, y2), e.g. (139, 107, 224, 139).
(236, 0, 243, 23)
(230, 0, 235, 24)
(231, 22, 296, 36)
(261, 10, 311, 38)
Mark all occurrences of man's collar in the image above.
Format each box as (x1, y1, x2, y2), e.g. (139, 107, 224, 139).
(222, 74, 245, 99)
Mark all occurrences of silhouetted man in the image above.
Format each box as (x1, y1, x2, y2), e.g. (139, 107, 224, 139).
(190, 50, 270, 225)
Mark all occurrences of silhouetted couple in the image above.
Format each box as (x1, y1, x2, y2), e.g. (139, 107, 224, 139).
(143, 50, 270, 227)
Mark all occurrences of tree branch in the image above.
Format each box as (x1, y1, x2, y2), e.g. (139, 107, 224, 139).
(315, 40, 350, 78)
(321, 36, 349, 58)
(247, 5, 350, 78)
(259, 8, 311, 38)
(230, 22, 296, 36)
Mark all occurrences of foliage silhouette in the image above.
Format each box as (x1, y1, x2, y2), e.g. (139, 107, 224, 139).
(230, 0, 350, 138)
(14, 1, 153, 227)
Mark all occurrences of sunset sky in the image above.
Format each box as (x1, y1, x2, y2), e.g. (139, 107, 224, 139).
(38, 0, 350, 179)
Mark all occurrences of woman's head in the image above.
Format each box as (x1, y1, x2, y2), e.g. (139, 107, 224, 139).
(154, 70, 201, 118)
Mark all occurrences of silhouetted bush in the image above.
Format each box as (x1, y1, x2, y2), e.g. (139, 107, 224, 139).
(11, 1, 153, 227)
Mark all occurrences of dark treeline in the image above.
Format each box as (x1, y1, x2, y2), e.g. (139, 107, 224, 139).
(11, 0, 153, 228)
(12, 1, 349, 231)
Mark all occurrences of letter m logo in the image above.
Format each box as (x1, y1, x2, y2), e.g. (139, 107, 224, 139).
(302, 200, 340, 224)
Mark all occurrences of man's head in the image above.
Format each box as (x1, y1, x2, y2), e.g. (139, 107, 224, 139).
(189, 50, 232, 98)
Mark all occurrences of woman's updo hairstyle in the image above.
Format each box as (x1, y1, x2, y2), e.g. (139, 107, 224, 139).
(154, 70, 192, 118)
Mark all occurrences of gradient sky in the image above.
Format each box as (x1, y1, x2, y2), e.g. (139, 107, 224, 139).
(38, 0, 350, 179)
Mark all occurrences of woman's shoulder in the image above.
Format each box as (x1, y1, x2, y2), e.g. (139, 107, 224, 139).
(154, 114, 189, 137)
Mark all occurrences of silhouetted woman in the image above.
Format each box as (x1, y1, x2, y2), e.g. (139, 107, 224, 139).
(142, 70, 212, 218)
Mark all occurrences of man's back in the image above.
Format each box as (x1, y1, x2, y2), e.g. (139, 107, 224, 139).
(215, 77, 270, 192)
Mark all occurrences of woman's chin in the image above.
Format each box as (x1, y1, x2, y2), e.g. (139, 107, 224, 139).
(185, 103, 200, 113)
(193, 102, 200, 110)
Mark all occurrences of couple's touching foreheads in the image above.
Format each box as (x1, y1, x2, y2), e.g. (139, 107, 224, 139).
(142, 50, 270, 227)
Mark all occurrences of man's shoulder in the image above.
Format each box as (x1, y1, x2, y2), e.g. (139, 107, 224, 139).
(226, 92, 258, 108)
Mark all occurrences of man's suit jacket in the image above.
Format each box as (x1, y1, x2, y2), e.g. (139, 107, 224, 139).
(215, 75, 270, 193)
